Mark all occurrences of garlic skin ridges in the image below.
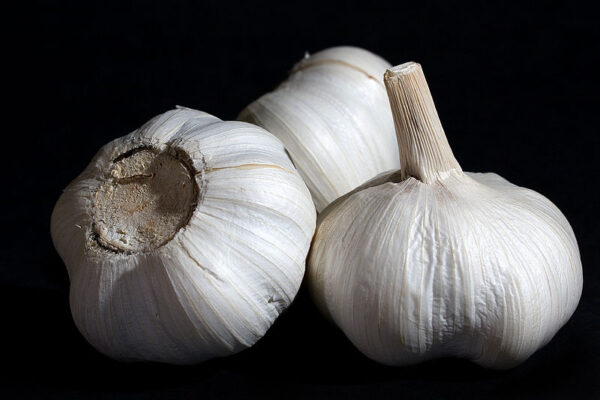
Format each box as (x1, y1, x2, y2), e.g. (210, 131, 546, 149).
(51, 107, 316, 364)
(239, 46, 400, 212)
(308, 63, 583, 369)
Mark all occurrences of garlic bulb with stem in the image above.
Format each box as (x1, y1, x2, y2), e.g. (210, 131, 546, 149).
(239, 46, 400, 212)
(51, 107, 316, 364)
(308, 62, 583, 369)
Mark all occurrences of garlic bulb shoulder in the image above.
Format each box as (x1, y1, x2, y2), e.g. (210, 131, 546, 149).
(308, 63, 583, 368)
(239, 46, 400, 212)
(51, 107, 316, 364)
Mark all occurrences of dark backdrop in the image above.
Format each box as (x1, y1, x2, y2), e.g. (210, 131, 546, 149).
(3, 1, 598, 398)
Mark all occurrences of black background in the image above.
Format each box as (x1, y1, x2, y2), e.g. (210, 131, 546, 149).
(3, 1, 599, 398)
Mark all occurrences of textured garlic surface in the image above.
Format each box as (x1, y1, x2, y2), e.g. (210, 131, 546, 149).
(239, 46, 400, 212)
(308, 63, 583, 369)
(51, 107, 316, 364)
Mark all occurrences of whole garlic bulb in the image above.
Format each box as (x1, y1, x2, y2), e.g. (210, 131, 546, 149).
(239, 46, 400, 212)
(308, 63, 583, 369)
(51, 107, 316, 364)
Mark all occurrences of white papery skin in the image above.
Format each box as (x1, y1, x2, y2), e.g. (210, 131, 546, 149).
(239, 46, 400, 212)
(51, 107, 316, 364)
(308, 63, 583, 369)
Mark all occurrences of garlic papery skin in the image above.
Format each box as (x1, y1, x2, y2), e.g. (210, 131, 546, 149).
(51, 107, 316, 364)
(239, 46, 400, 212)
(308, 63, 583, 369)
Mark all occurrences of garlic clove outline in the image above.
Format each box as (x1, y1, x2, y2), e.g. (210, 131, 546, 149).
(308, 63, 583, 369)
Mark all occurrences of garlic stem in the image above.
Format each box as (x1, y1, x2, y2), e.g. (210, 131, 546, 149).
(384, 62, 462, 184)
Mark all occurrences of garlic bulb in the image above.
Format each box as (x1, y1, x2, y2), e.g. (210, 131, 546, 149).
(239, 46, 400, 212)
(308, 63, 583, 369)
(51, 107, 316, 364)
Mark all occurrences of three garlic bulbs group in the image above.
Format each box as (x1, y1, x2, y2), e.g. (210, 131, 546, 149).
(51, 47, 582, 368)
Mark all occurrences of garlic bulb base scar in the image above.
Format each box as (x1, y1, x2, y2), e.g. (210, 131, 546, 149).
(92, 146, 199, 254)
